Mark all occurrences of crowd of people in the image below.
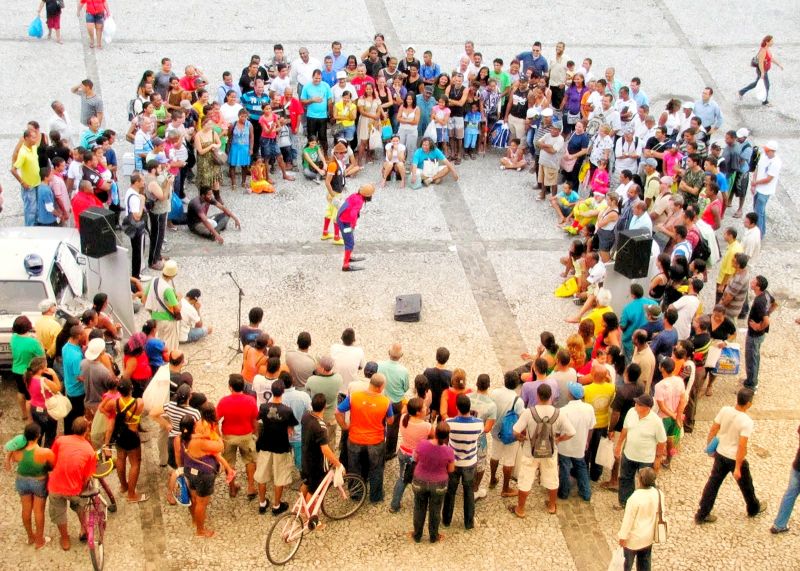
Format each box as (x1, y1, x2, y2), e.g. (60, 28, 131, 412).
(4, 28, 797, 570)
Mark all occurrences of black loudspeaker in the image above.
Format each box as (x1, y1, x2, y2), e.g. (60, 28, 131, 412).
(394, 294, 422, 322)
(615, 228, 652, 279)
(79, 207, 117, 258)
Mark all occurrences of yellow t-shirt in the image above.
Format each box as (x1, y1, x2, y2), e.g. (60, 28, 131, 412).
(716, 240, 743, 285)
(35, 315, 62, 358)
(14, 144, 41, 187)
(585, 305, 612, 337)
(334, 101, 356, 127)
(584, 381, 616, 428)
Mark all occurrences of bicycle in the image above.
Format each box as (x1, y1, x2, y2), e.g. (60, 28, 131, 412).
(82, 447, 115, 571)
(265, 466, 366, 565)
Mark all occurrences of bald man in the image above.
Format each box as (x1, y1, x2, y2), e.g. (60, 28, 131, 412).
(378, 343, 410, 459)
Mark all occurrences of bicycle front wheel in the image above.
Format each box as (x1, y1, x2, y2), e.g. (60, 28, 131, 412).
(265, 512, 304, 565)
(88, 503, 106, 571)
(321, 474, 366, 520)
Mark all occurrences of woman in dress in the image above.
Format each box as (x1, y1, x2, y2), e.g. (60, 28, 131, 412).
(596, 193, 620, 262)
(649, 254, 672, 303)
(560, 72, 587, 134)
(193, 108, 223, 201)
(658, 99, 682, 139)
(739, 35, 784, 106)
(390, 397, 433, 513)
(411, 422, 454, 543)
(357, 83, 382, 166)
(6, 423, 54, 549)
(227, 108, 253, 190)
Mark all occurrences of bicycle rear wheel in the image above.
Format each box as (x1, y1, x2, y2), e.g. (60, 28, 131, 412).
(88, 502, 106, 571)
(321, 474, 366, 520)
(265, 512, 304, 565)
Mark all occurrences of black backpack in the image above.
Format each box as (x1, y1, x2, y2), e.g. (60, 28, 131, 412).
(690, 231, 711, 262)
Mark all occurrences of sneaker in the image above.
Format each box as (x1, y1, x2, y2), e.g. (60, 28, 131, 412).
(474, 488, 488, 500)
(500, 166, 506, 170)
(321, 233, 333, 241)
(271, 502, 289, 516)
(332, 238, 344, 245)
(258, 501, 269, 515)
(695, 513, 718, 524)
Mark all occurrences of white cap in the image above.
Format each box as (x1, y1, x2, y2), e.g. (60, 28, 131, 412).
(736, 127, 749, 138)
(541, 107, 554, 117)
(763, 140, 779, 151)
(85, 338, 105, 361)
(336, 70, 347, 80)
(682, 101, 694, 110)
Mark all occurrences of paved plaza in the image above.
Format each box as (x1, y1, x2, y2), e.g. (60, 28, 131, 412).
(1, 1, 800, 569)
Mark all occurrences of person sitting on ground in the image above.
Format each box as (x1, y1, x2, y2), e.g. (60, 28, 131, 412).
(550, 181, 580, 225)
(410, 137, 459, 187)
(567, 253, 607, 324)
(559, 239, 586, 279)
(187, 186, 241, 244)
(179, 288, 213, 343)
(381, 134, 406, 188)
(500, 138, 527, 170)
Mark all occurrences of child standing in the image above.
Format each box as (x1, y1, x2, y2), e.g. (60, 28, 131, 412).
(463, 103, 481, 160)
(432, 96, 451, 156)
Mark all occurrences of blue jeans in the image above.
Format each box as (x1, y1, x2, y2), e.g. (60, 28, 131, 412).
(753, 192, 769, 236)
(745, 333, 765, 389)
(390, 450, 412, 511)
(291, 441, 302, 471)
(774, 467, 800, 530)
(347, 441, 386, 503)
(186, 327, 208, 343)
(442, 465, 475, 529)
(337, 219, 355, 251)
(739, 67, 770, 101)
(619, 454, 653, 507)
(22, 187, 37, 226)
(558, 454, 592, 501)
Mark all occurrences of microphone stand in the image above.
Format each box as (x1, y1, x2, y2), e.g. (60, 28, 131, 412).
(224, 271, 244, 363)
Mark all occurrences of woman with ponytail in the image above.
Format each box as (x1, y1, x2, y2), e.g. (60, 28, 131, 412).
(390, 397, 433, 513)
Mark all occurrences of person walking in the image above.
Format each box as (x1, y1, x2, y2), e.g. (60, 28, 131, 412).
(744, 275, 776, 392)
(771, 423, 800, 534)
(738, 35, 784, 106)
(618, 467, 662, 571)
(696, 388, 767, 524)
(410, 422, 454, 543)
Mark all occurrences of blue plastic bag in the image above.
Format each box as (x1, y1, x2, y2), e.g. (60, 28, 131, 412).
(711, 345, 740, 376)
(175, 474, 191, 506)
(706, 436, 719, 456)
(168, 190, 184, 222)
(28, 17, 43, 39)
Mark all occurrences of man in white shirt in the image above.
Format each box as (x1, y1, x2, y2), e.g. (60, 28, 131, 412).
(678, 101, 695, 137)
(48, 101, 76, 146)
(489, 371, 525, 497)
(329, 327, 365, 395)
(614, 130, 643, 179)
(292, 47, 321, 95)
(614, 393, 667, 507)
(268, 63, 292, 97)
(331, 71, 358, 103)
(752, 141, 781, 237)
(511, 383, 575, 516)
(696, 388, 765, 523)
(535, 120, 565, 199)
(557, 382, 596, 502)
(741, 212, 762, 263)
(670, 278, 703, 339)
(179, 289, 212, 343)
(628, 200, 653, 234)
(590, 93, 621, 135)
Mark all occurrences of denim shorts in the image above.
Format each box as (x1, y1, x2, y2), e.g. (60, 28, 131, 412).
(16, 476, 48, 498)
(86, 12, 105, 24)
(260, 138, 280, 159)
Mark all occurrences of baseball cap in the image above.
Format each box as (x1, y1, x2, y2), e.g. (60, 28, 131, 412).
(644, 158, 657, 168)
(336, 70, 347, 80)
(764, 140, 779, 151)
(682, 101, 694, 110)
(541, 107, 554, 117)
(735, 127, 749, 138)
(567, 381, 585, 400)
(635, 394, 654, 408)
(85, 337, 105, 361)
(364, 361, 379, 376)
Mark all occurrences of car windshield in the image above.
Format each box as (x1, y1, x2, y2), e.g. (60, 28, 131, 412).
(0, 281, 48, 314)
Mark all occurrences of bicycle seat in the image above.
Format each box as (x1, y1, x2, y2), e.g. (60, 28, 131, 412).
(80, 484, 101, 498)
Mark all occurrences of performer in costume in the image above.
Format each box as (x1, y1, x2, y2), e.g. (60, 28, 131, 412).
(321, 139, 349, 245)
(337, 184, 375, 272)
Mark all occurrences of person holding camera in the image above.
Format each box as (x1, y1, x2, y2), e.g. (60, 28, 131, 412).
(143, 159, 172, 271)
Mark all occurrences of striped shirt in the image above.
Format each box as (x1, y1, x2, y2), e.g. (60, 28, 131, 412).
(164, 403, 201, 437)
(446, 416, 484, 468)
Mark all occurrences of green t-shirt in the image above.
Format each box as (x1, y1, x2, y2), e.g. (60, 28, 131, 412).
(145, 281, 179, 321)
(489, 71, 511, 95)
(305, 373, 343, 424)
(11, 333, 45, 375)
(303, 145, 321, 169)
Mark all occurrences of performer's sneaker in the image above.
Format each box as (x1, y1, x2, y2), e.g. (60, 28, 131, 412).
(321, 233, 333, 240)
(332, 238, 344, 245)
(342, 265, 364, 272)
(350, 256, 366, 263)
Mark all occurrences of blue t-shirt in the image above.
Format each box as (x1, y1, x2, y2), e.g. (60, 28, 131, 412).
(321, 69, 337, 87)
(241, 91, 271, 121)
(35, 184, 58, 225)
(412, 147, 446, 169)
(145, 338, 166, 368)
(465, 111, 482, 132)
(62, 342, 84, 397)
(516, 53, 549, 77)
(715, 172, 728, 193)
(327, 53, 348, 72)
(416, 94, 435, 135)
(301, 82, 333, 119)
(620, 297, 659, 353)
(420, 63, 441, 82)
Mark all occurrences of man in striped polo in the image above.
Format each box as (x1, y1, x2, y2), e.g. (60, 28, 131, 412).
(443, 394, 484, 530)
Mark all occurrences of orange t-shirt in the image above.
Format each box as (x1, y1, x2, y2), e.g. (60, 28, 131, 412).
(344, 391, 392, 446)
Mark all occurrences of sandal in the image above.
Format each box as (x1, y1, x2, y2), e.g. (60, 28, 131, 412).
(507, 505, 526, 518)
(36, 537, 52, 550)
(127, 494, 150, 503)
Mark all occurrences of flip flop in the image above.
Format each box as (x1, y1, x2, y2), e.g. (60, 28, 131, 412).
(36, 537, 52, 550)
(246, 492, 258, 501)
(127, 494, 150, 503)
(599, 482, 619, 492)
(500, 490, 519, 498)
(507, 505, 526, 518)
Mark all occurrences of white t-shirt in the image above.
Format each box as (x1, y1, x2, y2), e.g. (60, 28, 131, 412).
(252, 374, 275, 408)
(714, 406, 754, 460)
(754, 154, 781, 196)
(67, 160, 84, 189)
(672, 294, 700, 339)
(123, 187, 142, 216)
(489, 387, 523, 438)
(587, 261, 607, 285)
(557, 400, 596, 458)
(384, 142, 406, 164)
(614, 137, 643, 173)
(513, 404, 575, 458)
(329, 343, 365, 393)
(269, 75, 292, 96)
(332, 83, 358, 103)
(538, 133, 564, 169)
(178, 298, 201, 343)
(622, 409, 667, 463)
(220, 103, 243, 126)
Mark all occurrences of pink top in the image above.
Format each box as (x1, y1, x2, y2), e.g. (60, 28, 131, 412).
(337, 193, 365, 226)
(432, 105, 451, 125)
(29, 376, 51, 408)
(662, 151, 684, 177)
(654, 376, 684, 419)
(590, 169, 609, 194)
(399, 418, 432, 455)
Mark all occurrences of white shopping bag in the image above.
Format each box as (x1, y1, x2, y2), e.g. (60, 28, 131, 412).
(103, 16, 117, 44)
(753, 79, 767, 103)
(596, 437, 615, 469)
(608, 546, 625, 571)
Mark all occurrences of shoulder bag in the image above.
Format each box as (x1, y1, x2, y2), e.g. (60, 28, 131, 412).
(653, 488, 668, 543)
(121, 193, 146, 238)
(560, 132, 577, 172)
(41, 379, 72, 421)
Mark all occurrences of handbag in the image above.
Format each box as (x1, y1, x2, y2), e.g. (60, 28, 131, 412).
(595, 437, 615, 469)
(41, 380, 72, 421)
(423, 119, 437, 141)
(103, 15, 117, 45)
(211, 148, 228, 165)
(566, 111, 580, 125)
(654, 489, 668, 543)
(402, 457, 417, 484)
(607, 546, 625, 571)
(421, 159, 440, 180)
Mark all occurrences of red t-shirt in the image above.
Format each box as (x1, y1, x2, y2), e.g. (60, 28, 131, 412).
(71, 192, 102, 229)
(81, 0, 106, 15)
(216, 392, 258, 436)
(48, 435, 97, 496)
